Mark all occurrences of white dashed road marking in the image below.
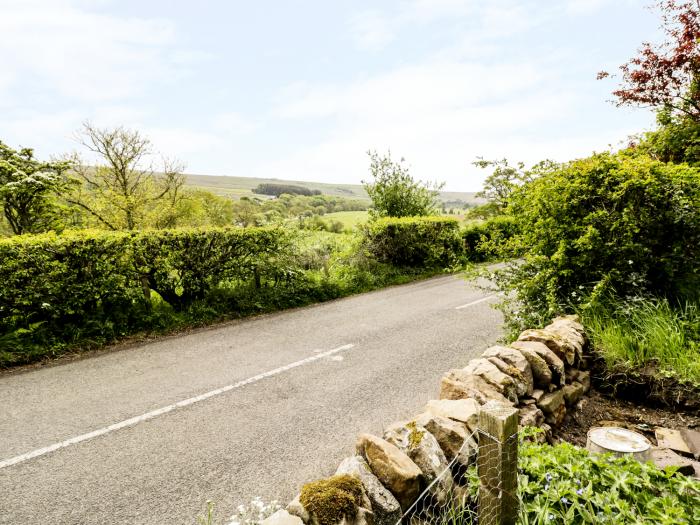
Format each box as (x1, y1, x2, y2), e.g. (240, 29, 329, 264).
(0, 343, 355, 470)
(454, 294, 498, 310)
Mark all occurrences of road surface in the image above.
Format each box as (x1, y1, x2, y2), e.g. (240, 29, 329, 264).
(0, 274, 502, 525)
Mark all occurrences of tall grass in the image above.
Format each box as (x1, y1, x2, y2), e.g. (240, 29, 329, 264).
(581, 297, 700, 385)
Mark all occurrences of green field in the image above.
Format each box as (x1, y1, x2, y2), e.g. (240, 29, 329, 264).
(323, 210, 369, 229)
(185, 173, 480, 205)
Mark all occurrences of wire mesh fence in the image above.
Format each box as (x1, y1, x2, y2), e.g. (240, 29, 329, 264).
(397, 404, 520, 525)
(477, 431, 519, 525)
(397, 427, 480, 525)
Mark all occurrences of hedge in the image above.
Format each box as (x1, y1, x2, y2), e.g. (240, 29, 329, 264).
(0, 227, 294, 364)
(461, 215, 520, 262)
(361, 216, 463, 268)
(0, 219, 478, 366)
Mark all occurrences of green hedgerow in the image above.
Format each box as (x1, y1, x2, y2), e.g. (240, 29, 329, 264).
(492, 151, 700, 336)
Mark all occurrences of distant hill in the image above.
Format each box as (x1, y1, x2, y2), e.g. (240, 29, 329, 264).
(185, 174, 482, 205)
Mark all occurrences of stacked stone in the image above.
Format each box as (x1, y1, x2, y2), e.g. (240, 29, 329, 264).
(265, 316, 590, 525)
(440, 315, 589, 438)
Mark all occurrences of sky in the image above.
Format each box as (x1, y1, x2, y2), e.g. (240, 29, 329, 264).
(2, 0, 661, 191)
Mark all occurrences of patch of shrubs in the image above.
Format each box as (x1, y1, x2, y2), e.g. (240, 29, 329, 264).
(492, 151, 700, 334)
(361, 216, 463, 269)
(461, 215, 520, 262)
(0, 218, 460, 367)
(0, 227, 294, 365)
(514, 431, 700, 524)
(457, 428, 700, 524)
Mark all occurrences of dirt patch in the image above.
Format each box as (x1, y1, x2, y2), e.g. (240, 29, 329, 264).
(552, 388, 700, 448)
(590, 356, 700, 410)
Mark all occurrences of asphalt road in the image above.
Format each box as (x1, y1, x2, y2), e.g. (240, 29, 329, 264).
(0, 274, 502, 525)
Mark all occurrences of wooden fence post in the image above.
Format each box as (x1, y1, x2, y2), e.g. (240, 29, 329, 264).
(478, 401, 519, 525)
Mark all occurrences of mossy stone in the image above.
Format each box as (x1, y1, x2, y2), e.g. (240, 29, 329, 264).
(299, 474, 364, 525)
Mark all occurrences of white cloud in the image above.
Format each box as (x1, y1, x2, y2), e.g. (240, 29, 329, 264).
(212, 112, 261, 135)
(2, 0, 657, 192)
(275, 61, 542, 121)
(0, 0, 185, 104)
(263, 57, 584, 189)
(349, 10, 396, 51)
(144, 127, 226, 162)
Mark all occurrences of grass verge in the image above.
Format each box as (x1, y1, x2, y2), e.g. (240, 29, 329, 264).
(580, 297, 700, 386)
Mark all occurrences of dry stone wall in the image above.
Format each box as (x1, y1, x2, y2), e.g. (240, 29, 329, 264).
(262, 316, 590, 525)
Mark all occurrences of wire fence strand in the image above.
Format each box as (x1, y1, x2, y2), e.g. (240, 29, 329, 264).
(396, 426, 519, 525)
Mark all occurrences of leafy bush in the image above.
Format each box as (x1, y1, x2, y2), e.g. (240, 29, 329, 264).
(455, 430, 700, 524)
(493, 151, 700, 333)
(0, 225, 450, 367)
(581, 296, 700, 385)
(0, 227, 294, 365)
(363, 151, 442, 218)
(461, 215, 520, 262)
(0, 140, 73, 235)
(361, 216, 462, 268)
(515, 434, 700, 524)
(639, 110, 700, 166)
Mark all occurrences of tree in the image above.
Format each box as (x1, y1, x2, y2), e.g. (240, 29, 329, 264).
(473, 158, 528, 211)
(0, 141, 72, 235)
(472, 158, 553, 217)
(68, 122, 185, 230)
(362, 151, 443, 218)
(253, 183, 321, 197)
(599, 0, 700, 119)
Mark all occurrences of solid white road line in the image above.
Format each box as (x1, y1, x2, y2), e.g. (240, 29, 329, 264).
(454, 294, 498, 310)
(0, 343, 355, 470)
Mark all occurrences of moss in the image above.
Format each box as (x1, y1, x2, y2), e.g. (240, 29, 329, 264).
(405, 421, 425, 449)
(299, 475, 364, 525)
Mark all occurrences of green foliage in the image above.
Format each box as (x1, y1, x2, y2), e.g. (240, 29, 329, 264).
(298, 214, 347, 233)
(68, 122, 186, 231)
(454, 430, 700, 524)
(493, 152, 700, 334)
(515, 434, 700, 524)
(170, 189, 236, 228)
(361, 216, 462, 269)
(230, 194, 367, 228)
(0, 141, 73, 235)
(580, 296, 700, 385)
(474, 158, 528, 211)
(637, 109, 700, 166)
(0, 227, 292, 365)
(0, 226, 445, 367)
(253, 183, 321, 197)
(299, 475, 364, 525)
(472, 159, 555, 217)
(363, 151, 443, 218)
(461, 215, 520, 262)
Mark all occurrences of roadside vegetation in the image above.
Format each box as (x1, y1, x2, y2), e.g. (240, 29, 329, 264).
(582, 297, 700, 385)
(186, 2, 700, 522)
(472, 0, 700, 391)
(497, 430, 699, 524)
(0, 138, 471, 367)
